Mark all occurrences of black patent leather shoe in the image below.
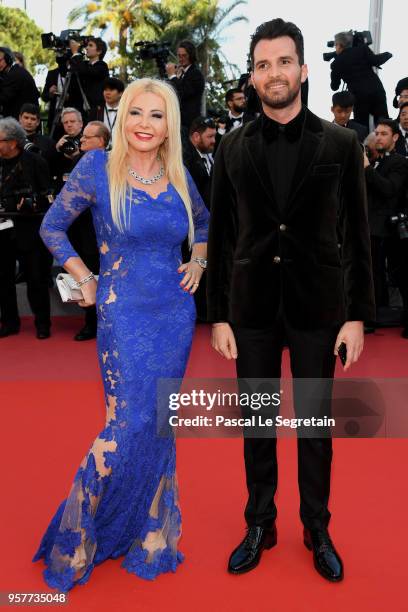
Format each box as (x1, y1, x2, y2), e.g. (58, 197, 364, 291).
(0, 324, 20, 338)
(228, 525, 277, 574)
(304, 528, 344, 582)
(74, 325, 97, 341)
(36, 326, 51, 340)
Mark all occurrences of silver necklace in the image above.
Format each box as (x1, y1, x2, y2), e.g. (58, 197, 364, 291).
(128, 165, 164, 185)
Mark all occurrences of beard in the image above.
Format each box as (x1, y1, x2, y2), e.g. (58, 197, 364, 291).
(258, 78, 301, 110)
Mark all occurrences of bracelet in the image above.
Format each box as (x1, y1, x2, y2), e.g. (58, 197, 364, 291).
(192, 256, 207, 269)
(75, 273, 94, 288)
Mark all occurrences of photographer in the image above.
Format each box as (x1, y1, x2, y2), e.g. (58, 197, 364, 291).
(0, 118, 52, 339)
(53, 107, 100, 341)
(0, 47, 39, 119)
(166, 40, 205, 131)
(19, 103, 56, 169)
(54, 107, 83, 192)
(330, 31, 392, 128)
(364, 119, 408, 334)
(67, 37, 109, 117)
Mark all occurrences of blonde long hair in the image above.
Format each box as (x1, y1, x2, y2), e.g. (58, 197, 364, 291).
(107, 78, 194, 245)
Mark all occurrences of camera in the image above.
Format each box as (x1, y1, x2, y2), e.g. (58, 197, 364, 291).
(134, 40, 171, 78)
(60, 135, 81, 156)
(323, 30, 373, 62)
(23, 139, 40, 155)
(41, 30, 89, 53)
(389, 212, 408, 240)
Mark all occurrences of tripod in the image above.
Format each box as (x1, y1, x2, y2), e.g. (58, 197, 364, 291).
(50, 67, 91, 139)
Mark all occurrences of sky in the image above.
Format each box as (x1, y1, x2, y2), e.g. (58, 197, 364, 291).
(3, 0, 407, 119)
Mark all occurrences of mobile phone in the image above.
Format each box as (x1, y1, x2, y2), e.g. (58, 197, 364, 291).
(337, 342, 347, 366)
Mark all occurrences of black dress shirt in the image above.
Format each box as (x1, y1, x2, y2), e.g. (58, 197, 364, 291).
(262, 107, 305, 212)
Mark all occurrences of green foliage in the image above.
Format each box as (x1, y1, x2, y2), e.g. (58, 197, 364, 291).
(68, 0, 247, 110)
(0, 6, 54, 74)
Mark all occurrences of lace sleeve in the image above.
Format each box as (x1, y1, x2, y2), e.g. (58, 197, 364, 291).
(185, 167, 209, 244)
(40, 151, 98, 266)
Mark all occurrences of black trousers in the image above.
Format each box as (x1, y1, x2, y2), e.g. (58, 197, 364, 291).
(353, 89, 389, 129)
(370, 236, 389, 310)
(0, 228, 52, 328)
(234, 314, 339, 531)
(387, 236, 408, 327)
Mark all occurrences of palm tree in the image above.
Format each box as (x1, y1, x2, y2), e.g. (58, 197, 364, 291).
(68, 0, 158, 80)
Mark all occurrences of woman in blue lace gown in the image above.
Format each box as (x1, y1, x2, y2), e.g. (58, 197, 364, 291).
(33, 79, 209, 591)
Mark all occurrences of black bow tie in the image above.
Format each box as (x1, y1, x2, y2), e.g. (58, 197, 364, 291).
(107, 108, 117, 113)
(262, 109, 305, 143)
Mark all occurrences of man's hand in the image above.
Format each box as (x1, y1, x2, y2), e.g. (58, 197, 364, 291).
(334, 321, 364, 371)
(165, 63, 177, 77)
(211, 323, 238, 360)
(49, 84, 58, 96)
(56, 135, 68, 152)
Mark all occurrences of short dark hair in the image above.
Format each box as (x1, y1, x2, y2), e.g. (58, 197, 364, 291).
(19, 103, 41, 118)
(376, 118, 400, 135)
(399, 101, 408, 113)
(189, 116, 216, 137)
(249, 18, 304, 68)
(103, 77, 125, 93)
(88, 36, 107, 60)
(177, 40, 197, 64)
(332, 91, 355, 108)
(225, 88, 242, 104)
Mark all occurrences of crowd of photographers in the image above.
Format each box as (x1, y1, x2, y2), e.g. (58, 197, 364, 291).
(0, 30, 407, 341)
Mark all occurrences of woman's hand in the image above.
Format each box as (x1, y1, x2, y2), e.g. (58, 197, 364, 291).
(78, 278, 97, 307)
(178, 260, 204, 294)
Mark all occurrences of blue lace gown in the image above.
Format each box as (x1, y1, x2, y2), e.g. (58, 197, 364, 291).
(32, 149, 209, 591)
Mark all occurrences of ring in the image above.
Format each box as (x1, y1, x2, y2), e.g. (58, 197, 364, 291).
(193, 282, 199, 286)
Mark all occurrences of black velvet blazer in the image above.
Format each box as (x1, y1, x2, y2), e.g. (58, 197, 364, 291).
(206, 108, 375, 329)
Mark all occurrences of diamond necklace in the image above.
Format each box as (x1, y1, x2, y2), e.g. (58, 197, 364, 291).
(128, 165, 164, 185)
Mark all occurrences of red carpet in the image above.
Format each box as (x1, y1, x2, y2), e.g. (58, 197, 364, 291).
(1, 317, 408, 611)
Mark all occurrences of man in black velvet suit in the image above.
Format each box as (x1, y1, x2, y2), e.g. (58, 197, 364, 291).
(207, 19, 375, 582)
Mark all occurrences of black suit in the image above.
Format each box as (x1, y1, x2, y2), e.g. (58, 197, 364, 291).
(169, 65, 205, 130)
(41, 68, 60, 133)
(0, 64, 39, 118)
(345, 119, 368, 142)
(183, 143, 212, 321)
(69, 56, 109, 113)
(330, 47, 391, 127)
(365, 151, 408, 316)
(183, 143, 212, 210)
(395, 129, 408, 157)
(0, 151, 52, 329)
(207, 108, 375, 531)
(208, 109, 374, 328)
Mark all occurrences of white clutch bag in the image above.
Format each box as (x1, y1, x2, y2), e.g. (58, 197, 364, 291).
(56, 273, 98, 303)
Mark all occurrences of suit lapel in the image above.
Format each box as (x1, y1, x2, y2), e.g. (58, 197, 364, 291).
(287, 109, 324, 211)
(244, 117, 279, 221)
